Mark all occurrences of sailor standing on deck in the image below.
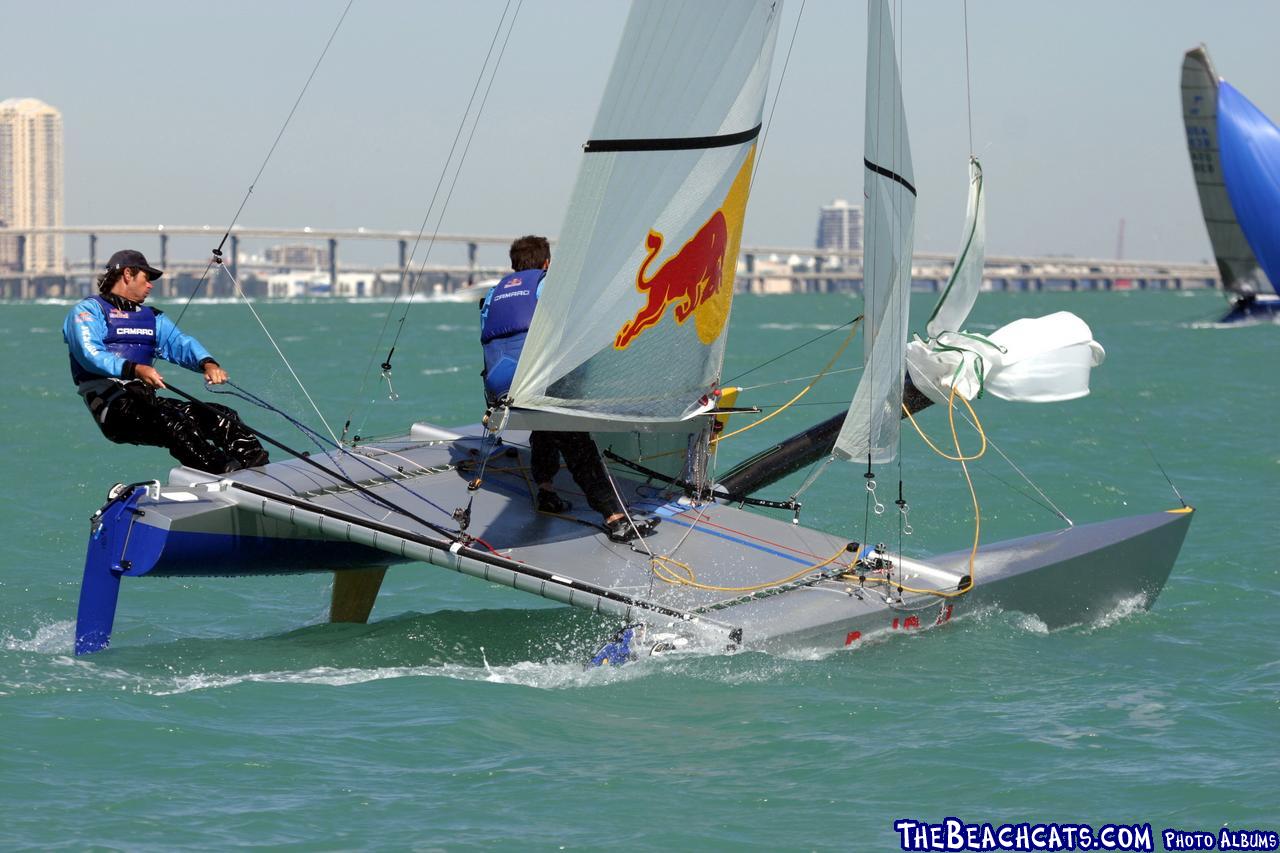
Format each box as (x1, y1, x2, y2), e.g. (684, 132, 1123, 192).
(479, 235, 650, 543)
(63, 249, 269, 474)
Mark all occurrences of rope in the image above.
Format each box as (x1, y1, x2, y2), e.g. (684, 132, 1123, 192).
(713, 316, 863, 445)
(737, 365, 863, 393)
(209, 379, 457, 521)
(726, 317, 859, 385)
(165, 382, 463, 543)
(652, 544, 849, 593)
(173, 0, 355, 326)
(215, 263, 339, 444)
(911, 367, 1071, 525)
(897, 383, 983, 589)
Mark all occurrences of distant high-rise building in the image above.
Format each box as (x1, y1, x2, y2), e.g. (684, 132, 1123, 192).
(815, 198, 862, 256)
(0, 98, 64, 273)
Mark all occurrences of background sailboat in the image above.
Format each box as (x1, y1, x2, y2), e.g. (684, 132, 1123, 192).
(1181, 44, 1280, 322)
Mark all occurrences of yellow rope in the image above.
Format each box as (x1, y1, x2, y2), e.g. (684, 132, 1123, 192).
(651, 546, 850, 593)
(896, 382, 985, 591)
(711, 315, 864, 446)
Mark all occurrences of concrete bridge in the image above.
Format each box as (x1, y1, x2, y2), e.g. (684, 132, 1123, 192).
(0, 225, 1221, 299)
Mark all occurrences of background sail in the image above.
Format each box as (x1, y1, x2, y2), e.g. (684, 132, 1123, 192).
(1217, 80, 1280, 298)
(925, 159, 984, 338)
(833, 0, 915, 465)
(1181, 45, 1273, 296)
(507, 0, 782, 428)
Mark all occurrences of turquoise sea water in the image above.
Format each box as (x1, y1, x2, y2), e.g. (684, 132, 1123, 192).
(1, 291, 1277, 850)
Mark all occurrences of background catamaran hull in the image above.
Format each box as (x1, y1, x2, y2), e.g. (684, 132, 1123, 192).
(74, 425, 1192, 656)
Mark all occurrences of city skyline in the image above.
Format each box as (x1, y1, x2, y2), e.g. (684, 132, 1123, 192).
(2, 1, 1279, 269)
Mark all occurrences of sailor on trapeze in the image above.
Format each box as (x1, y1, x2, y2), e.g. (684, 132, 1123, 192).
(479, 235, 653, 543)
(63, 249, 268, 474)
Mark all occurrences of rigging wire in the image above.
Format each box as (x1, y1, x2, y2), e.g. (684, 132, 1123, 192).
(172, 0, 355, 327)
(345, 0, 523, 440)
(209, 379, 460, 522)
(725, 317, 858, 386)
(749, 0, 806, 194)
(215, 263, 340, 443)
(713, 316, 862, 445)
(163, 382, 464, 543)
(962, 0, 975, 157)
(737, 364, 862, 393)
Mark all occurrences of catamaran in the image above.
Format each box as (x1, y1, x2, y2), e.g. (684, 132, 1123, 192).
(1181, 44, 1280, 323)
(74, 0, 1192, 659)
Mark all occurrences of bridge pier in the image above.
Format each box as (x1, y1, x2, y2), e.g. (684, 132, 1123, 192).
(329, 238, 338, 293)
(159, 232, 169, 295)
(229, 235, 239, 286)
(89, 233, 97, 274)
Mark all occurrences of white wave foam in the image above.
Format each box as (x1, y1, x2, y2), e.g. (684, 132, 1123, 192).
(148, 657, 652, 695)
(1083, 593, 1151, 632)
(1011, 613, 1050, 634)
(757, 322, 840, 331)
(4, 619, 76, 654)
(421, 366, 462, 376)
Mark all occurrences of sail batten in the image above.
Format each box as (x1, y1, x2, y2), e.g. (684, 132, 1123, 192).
(507, 0, 782, 430)
(584, 124, 763, 153)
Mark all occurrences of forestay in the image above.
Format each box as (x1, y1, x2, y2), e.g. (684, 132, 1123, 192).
(833, 0, 915, 465)
(506, 0, 783, 430)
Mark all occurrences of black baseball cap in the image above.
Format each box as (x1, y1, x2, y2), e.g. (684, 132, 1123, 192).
(105, 249, 164, 280)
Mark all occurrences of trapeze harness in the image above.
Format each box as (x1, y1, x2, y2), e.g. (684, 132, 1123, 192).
(69, 295, 162, 419)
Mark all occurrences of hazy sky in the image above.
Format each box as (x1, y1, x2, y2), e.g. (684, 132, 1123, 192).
(5, 1, 1278, 268)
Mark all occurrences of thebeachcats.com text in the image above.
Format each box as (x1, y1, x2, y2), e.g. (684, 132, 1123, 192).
(892, 818, 1279, 852)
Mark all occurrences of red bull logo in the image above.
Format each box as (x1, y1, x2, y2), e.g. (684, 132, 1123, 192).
(614, 213, 728, 349)
(614, 145, 755, 350)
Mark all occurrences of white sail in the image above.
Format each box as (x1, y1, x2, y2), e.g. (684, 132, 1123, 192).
(926, 158, 984, 338)
(905, 159, 1105, 406)
(906, 313, 1105, 405)
(506, 0, 782, 430)
(833, 0, 915, 465)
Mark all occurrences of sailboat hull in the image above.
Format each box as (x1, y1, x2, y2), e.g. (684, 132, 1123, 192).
(73, 423, 1192, 656)
(1218, 293, 1280, 323)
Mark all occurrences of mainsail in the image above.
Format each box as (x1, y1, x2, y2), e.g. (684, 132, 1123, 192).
(1181, 45, 1277, 297)
(833, 0, 915, 465)
(506, 0, 782, 429)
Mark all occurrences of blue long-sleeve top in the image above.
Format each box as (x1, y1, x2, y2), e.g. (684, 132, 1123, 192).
(64, 297, 214, 384)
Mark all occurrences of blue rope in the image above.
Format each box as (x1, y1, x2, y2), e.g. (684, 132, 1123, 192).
(208, 380, 459, 520)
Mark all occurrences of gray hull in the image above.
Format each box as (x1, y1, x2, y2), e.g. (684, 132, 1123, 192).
(74, 423, 1192, 655)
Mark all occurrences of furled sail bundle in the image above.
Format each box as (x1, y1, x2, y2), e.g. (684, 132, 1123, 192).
(506, 0, 783, 431)
(833, 0, 915, 465)
(905, 158, 1105, 406)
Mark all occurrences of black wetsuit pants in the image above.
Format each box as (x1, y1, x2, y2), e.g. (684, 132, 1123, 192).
(84, 383, 269, 474)
(529, 431, 621, 519)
